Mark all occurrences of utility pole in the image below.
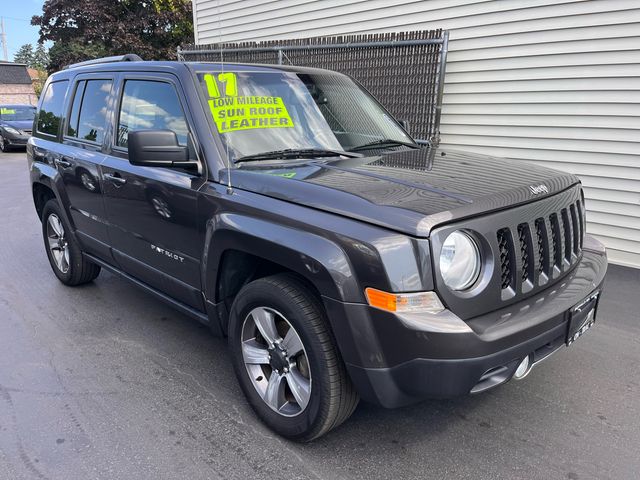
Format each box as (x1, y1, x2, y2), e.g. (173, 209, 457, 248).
(0, 18, 8, 61)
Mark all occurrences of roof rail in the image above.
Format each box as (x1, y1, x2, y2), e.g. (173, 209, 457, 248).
(64, 54, 143, 70)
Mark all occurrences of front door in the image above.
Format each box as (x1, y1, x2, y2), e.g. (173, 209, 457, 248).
(101, 74, 206, 310)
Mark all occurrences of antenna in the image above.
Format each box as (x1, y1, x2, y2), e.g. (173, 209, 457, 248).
(0, 18, 8, 62)
(217, 0, 233, 195)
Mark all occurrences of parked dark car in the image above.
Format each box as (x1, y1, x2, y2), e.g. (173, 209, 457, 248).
(0, 104, 36, 151)
(27, 56, 607, 441)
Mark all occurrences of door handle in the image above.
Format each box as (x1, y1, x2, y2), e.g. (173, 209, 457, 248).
(33, 146, 48, 163)
(103, 172, 127, 186)
(54, 157, 72, 168)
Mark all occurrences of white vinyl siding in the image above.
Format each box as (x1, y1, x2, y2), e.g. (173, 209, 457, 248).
(192, 0, 640, 268)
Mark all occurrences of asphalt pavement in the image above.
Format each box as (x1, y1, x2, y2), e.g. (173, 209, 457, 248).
(1, 150, 639, 480)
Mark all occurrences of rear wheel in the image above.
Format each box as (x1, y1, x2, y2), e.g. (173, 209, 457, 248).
(41, 199, 101, 285)
(228, 274, 358, 441)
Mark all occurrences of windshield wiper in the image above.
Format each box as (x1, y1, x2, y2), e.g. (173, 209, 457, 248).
(236, 148, 361, 163)
(350, 138, 420, 152)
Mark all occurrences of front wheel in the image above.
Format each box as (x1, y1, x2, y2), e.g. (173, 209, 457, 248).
(0, 134, 8, 152)
(228, 274, 358, 441)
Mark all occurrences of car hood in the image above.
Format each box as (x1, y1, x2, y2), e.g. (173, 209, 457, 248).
(224, 146, 580, 237)
(1, 120, 33, 131)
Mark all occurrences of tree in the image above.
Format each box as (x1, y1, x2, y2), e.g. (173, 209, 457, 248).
(12, 43, 50, 71)
(13, 44, 34, 65)
(33, 70, 49, 97)
(32, 0, 194, 71)
(47, 40, 109, 75)
(12, 43, 49, 97)
(32, 44, 50, 70)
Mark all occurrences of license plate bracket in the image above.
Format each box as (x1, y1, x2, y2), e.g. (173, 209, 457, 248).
(566, 291, 600, 346)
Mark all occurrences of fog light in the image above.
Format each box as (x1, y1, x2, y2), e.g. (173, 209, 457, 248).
(513, 355, 532, 380)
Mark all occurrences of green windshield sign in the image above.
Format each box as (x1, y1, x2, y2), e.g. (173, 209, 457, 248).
(202, 73, 294, 134)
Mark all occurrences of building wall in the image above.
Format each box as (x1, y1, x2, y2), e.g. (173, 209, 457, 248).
(0, 84, 38, 105)
(191, 0, 640, 268)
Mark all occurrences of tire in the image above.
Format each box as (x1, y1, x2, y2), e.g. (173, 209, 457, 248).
(228, 274, 359, 441)
(0, 134, 8, 152)
(41, 199, 101, 286)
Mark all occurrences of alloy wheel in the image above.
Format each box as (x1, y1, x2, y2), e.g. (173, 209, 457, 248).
(241, 306, 311, 417)
(46, 214, 70, 273)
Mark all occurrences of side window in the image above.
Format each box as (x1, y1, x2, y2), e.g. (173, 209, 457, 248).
(67, 79, 112, 144)
(117, 80, 188, 148)
(37, 80, 69, 137)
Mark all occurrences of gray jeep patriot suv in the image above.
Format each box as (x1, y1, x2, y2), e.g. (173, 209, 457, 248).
(28, 55, 607, 441)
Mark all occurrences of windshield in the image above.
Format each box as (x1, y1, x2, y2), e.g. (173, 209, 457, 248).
(196, 70, 414, 162)
(0, 106, 36, 122)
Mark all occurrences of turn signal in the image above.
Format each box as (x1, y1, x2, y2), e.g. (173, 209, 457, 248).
(365, 288, 445, 314)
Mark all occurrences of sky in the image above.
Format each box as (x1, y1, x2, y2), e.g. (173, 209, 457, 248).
(1, 0, 47, 61)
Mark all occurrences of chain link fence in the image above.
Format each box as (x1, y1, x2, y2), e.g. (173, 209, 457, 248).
(178, 30, 449, 144)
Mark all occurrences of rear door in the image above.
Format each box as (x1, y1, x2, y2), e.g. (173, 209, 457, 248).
(101, 73, 206, 310)
(32, 76, 113, 261)
(58, 74, 114, 259)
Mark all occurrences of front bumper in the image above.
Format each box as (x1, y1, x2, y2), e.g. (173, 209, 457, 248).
(323, 235, 607, 408)
(2, 130, 30, 147)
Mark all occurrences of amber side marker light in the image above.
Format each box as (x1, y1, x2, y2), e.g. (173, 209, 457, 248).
(365, 288, 445, 314)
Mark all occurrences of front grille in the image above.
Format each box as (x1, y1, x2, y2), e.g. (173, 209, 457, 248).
(432, 185, 586, 320)
(497, 195, 584, 293)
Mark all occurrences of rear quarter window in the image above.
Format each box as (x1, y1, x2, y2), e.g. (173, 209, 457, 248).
(37, 80, 69, 137)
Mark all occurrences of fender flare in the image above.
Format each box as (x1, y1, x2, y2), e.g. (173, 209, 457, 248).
(202, 213, 363, 306)
(31, 161, 77, 232)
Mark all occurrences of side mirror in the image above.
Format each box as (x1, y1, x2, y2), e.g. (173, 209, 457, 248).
(398, 119, 410, 133)
(128, 130, 197, 170)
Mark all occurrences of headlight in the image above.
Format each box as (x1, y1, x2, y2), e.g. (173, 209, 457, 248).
(439, 230, 481, 291)
(3, 127, 20, 135)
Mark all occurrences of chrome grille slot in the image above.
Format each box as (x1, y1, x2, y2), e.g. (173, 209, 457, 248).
(570, 203, 580, 254)
(561, 208, 572, 261)
(517, 223, 534, 285)
(535, 218, 549, 277)
(497, 228, 515, 290)
(576, 199, 585, 249)
(549, 213, 562, 269)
